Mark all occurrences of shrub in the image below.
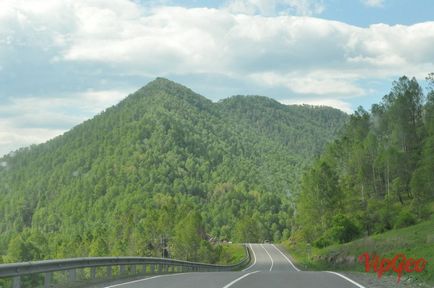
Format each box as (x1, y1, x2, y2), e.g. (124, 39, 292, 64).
(394, 208, 417, 229)
(328, 214, 360, 244)
(313, 235, 333, 248)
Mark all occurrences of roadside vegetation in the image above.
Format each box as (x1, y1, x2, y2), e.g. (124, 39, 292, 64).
(283, 212, 434, 285)
(216, 244, 246, 265)
(293, 74, 434, 249)
(286, 74, 434, 286)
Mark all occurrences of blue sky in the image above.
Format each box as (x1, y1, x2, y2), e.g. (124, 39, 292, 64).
(0, 0, 433, 156)
(166, 0, 434, 27)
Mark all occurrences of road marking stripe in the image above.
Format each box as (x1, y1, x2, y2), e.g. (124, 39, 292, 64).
(242, 243, 257, 271)
(222, 271, 259, 288)
(271, 244, 300, 272)
(103, 273, 189, 288)
(326, 271, 366, 288)
(261, 244, 274, 271)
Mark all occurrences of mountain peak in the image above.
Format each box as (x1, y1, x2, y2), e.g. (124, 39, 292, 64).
(132, 77, 212, 109)
(148, 77, 177, 86)
(141, 77, 193, 94)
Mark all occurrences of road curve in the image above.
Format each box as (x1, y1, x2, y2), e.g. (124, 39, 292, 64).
(100, 244, 366, 288)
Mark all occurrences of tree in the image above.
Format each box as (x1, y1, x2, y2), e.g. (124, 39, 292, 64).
(172, 211, 207, 261)
(410, 74, 434, 215)
(296, 159, 342, 242)
(233, 216, 260, 243)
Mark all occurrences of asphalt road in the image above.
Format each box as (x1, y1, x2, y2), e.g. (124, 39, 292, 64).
(102, 244, 366, 288)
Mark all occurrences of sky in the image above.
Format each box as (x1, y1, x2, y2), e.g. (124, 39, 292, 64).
(0, 0, 434, 157)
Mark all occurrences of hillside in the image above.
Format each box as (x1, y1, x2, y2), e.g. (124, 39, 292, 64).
(283, 216, 434, 286)
(293, 76, 434, 246)
(287, 75, 434, 287)
(0, 78, 347, 263)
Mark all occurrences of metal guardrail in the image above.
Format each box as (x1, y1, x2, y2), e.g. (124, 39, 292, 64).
(0, 245, 251, 288)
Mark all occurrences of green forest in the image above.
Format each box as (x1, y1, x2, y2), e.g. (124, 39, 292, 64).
(0, 78, 347, 264)
(294, 74, 434, 248)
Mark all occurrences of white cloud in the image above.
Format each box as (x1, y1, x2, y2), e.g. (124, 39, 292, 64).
(2, 0, 433, 85)
(225, 0, 324, 16)
(284, 0, 325, 16)
(251, 71, 364, 96)
(280, 98, 353, 113)
(55, 3, 434, 79)
(362, 0, 384, 8)
(79, 90, 129, 113)
(1, 0, 434, 154)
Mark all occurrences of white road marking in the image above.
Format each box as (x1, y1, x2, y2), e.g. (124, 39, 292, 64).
(326, 271, 367, 288)
(221, 271, 259, 288)
(261, 244, 274, 271)
(103, 273, 189, 288)
(242, 243, 257, 271)
(270, 244, 300, 272)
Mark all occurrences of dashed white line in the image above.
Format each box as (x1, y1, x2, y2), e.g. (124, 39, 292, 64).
(221, 271, 259, 288)
(326, 271, 367, 288)
(261, 244, 274, 272)
(270, 244, 300, 272)
(242, 243, 257, 271)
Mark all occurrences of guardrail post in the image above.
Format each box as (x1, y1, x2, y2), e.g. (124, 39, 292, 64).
(12, 276, 20, 288)
(158, 264, 162, 273)
(69, 269, 76, 281)
(120, 265, 126, 275)
(131, 265, 136, 274)
(107, 266, 112, 278)
(150, 264, 155, 273)
(91, 267, 96, 279)
(44, 272, 52, 288)
(143, 264, 147, 274)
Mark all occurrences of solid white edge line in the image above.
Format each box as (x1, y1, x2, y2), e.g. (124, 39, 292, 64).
(271, 244, 300, 272)
(222, 271, 259, 288)
(242, 243, 257, 271)
(261, 244, 274, 272)
(326, 271, 367, 288)
(103, 272, 189, 288)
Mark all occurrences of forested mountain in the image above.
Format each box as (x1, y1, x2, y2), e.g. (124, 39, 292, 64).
(0, 78, 347, 263)
(295, 74, 434, 247)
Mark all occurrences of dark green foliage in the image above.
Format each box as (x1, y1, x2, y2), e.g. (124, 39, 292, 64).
(295, 75, 434, 247)
(0, 78, 347, 262)
(327, 214, 360, 244)
(394, 208, 417, 229)
(313, 236, 333, 249)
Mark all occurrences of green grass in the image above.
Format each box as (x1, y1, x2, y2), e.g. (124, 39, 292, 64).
(215, 244, 246, 265)
(282, 218, 434, 284)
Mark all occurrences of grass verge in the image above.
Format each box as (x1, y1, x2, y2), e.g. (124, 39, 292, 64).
(282, 218, 434, 285)
(215, 244, 246, 265)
